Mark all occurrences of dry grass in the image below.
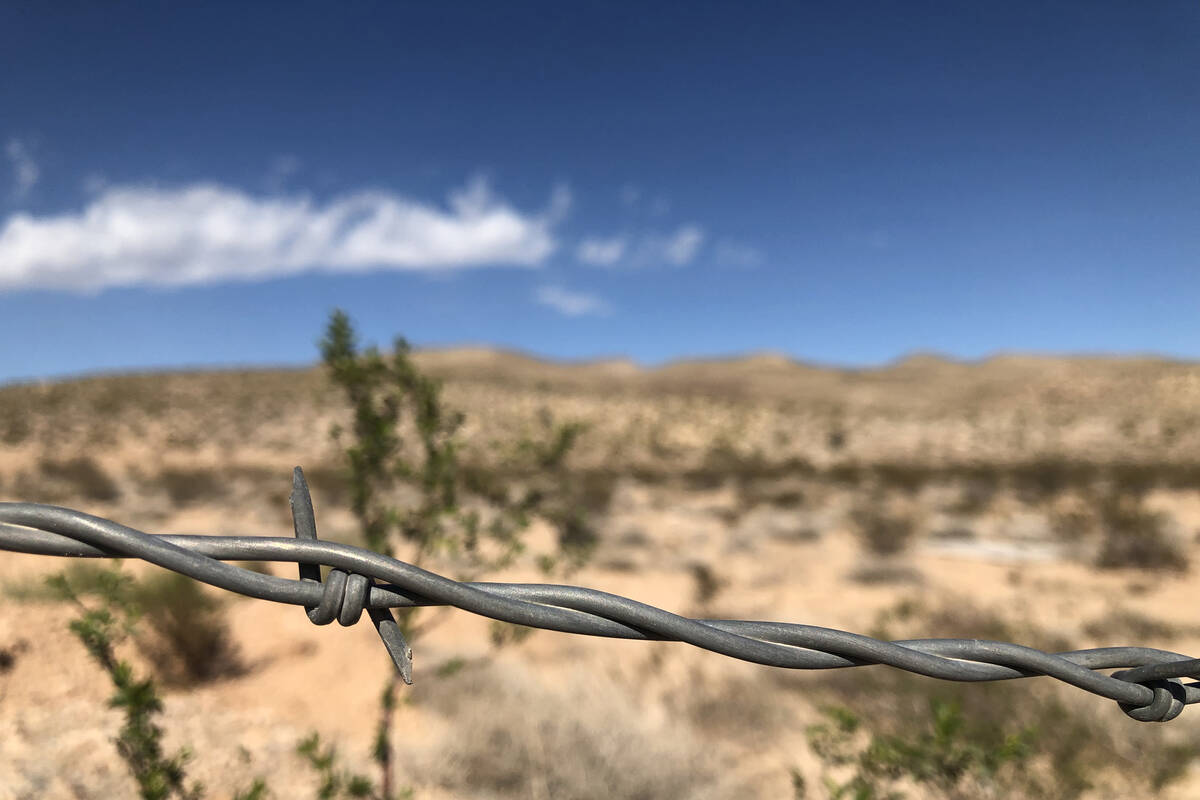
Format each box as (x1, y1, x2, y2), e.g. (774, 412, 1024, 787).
(405, 662, 755, 800)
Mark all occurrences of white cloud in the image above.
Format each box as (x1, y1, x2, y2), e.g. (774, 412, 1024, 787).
(0, 176, 564, 292)
(578, 224, 706, 269)
(714, 239, 765, 268)
(661, 224, 704, 265)
(577, 235, 627, 266)
(535, 285, 609, 316)
(5, 139, 39, 198)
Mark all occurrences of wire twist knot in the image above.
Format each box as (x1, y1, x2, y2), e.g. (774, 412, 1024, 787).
(301, 567, 373, 626)
(1117, 679, 1185, 722)
(290, 468, 413, 683)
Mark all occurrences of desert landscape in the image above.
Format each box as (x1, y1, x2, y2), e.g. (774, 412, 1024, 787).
(4, 349, 1200, 799)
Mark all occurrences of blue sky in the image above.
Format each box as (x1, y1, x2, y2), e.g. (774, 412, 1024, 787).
(1, 2, 1197, 383)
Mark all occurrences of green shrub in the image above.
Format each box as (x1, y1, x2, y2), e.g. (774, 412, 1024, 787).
(316, 309, 599, 795)
(17, 562, 245, 688)
(790, 597, 1197, 799)
(129, 571, 245, 687)
(804, 700, 1035, 799)
(48, 565, 268, 800)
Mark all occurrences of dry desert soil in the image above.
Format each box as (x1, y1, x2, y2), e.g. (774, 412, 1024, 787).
(4, 349, 1200, 799)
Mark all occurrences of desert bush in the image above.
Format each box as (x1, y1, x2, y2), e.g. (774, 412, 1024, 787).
(0, 638, 27, 673)
(827, 462, 865, 487)
(947, 475, 998, 515)
(872, 463, 926, 495)
(129, 571, 245, 687)
(689, 561, 726, 607)
(671, 672, 792, 742)
(794, 670, 1174, 799)
(48, 566, 204, 800)
(1010, 458, 1091, 503)
(318, 309, 599, 795)
(1094, 493, 1187, 572)
(320, 310, 597, 574)
(15, 562, 245, 687)
(39, 455, 122, 502)
(790, 599, 1194, 798)
(1, 411, 31, 444)
(406, 663, 747, 800)
(802, 699, 1035, 800)
(849, 497, 917, 558)
(1107, 462, 1158, 498)
(1083, 606, 1180, 643)
(827, 425, 847, 451)
(153, 467, 228, 508)
(46, 565, 268, 800)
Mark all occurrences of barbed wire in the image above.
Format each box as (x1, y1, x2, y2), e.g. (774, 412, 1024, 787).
(1, 466, 1198, 723)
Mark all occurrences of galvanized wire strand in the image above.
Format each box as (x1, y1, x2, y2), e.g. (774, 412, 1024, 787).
(1, 466, 1198, 722)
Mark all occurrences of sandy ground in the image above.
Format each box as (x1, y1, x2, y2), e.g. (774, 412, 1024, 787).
(4, 481, 1200, 799)
(5, 353, 1200, 798)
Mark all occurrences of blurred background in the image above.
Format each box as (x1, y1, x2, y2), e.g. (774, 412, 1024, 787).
(2, 2, 1200, 798)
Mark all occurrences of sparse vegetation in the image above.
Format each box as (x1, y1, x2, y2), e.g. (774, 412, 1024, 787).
(153, 467, 228, 508)
(795, 669, 1153, 798)
(38, 456, 121, 502)
(297, 732, 410, 800)
(0, 638, 27, 673)
(316, 309, 600, 795)
(46, 564, 267, 800)
(128, 571, 245, 686)
(802, 699, 1036, 799)
(405, 663, 746, 800)
(1083, 606, 1181, 643)
(8, 345, 1200, 797)
(850, 496, 917, 558)
(1094, 493, 1188, 572)
(797, 598, 1197, 798)
(12, 562, 244, 687)
(689, 561, 726, 607)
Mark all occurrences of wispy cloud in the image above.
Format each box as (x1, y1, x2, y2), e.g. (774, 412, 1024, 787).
(264, 154, 301, 191)
(659, 224, 704, 265)
(5, 139, 39, 198)
(0, 177, 565, 292)
(713, 239, 765, 268)
(577, 235, 627, 266)
(535, 285, 609, 316)
(618, 184, 670, 216)
(577, 224, 706, 269)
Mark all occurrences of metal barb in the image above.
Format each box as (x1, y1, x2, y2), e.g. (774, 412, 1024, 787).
(2, 466, 1199, 721)
(290, 467, 412, 683)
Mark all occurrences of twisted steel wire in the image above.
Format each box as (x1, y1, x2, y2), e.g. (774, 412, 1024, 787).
(2, 466, 1199, 722)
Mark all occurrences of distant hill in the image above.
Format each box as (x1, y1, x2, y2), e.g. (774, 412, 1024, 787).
(3, 348, 1200, 492)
